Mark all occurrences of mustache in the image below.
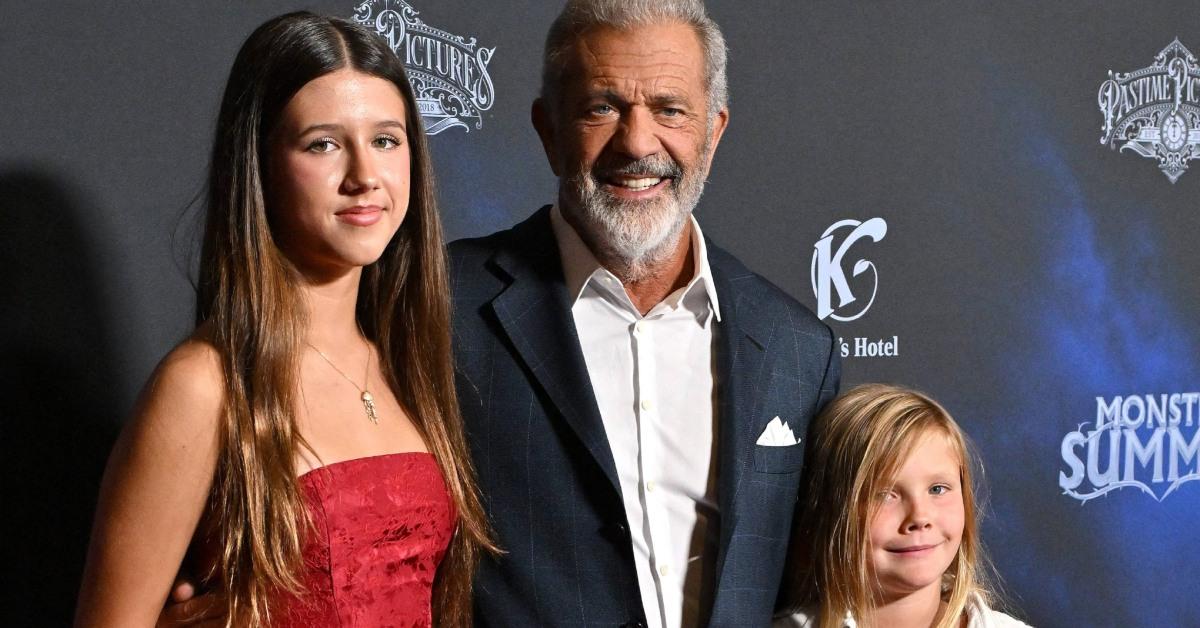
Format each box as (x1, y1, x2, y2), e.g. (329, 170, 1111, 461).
(591, 155, 682, 180)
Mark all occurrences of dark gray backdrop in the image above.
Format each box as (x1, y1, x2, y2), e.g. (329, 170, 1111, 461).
(3, 2, 1197, 626)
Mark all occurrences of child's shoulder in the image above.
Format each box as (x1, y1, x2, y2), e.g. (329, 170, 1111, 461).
(968, 594, 1034, 628)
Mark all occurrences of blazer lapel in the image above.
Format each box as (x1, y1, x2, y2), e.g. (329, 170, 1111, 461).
(485, 208, 622, 494)
(708, 247, 775, 598)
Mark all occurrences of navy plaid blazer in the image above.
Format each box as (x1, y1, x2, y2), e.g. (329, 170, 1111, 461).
(450, 207, 840, 627)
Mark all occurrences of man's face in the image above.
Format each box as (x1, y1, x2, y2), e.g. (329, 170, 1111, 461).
(535, 21, 728, 263)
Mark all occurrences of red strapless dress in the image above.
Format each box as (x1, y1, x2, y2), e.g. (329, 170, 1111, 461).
(274, 452, 456, 627)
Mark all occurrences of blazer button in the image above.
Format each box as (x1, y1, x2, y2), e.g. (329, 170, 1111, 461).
(620, 622, 646, 628)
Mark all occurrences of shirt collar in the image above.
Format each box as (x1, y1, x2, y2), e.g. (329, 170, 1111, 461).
(549, 204, 722, 322)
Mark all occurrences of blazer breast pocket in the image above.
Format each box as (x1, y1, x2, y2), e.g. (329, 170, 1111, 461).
(752, 443, 804, 474)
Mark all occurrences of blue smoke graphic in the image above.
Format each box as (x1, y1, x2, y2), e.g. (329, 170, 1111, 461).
(979, 131, 1199, 626)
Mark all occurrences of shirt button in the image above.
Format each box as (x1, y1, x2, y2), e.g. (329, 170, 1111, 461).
(641, 399, 654, 411)
(634, 321, 646, 333)
(646, 481, 656, 493)
(658, 564, 670, 577)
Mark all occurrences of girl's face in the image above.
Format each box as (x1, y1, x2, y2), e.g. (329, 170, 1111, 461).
(867, 429, 965, 602)
(267, 68, 411, 279)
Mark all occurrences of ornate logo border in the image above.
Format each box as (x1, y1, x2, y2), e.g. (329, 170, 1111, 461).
(354, 1, 497, 135)
(1098, 38, 1200, 183)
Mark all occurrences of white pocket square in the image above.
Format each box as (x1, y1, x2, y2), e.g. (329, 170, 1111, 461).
(756, 416, 799, 447)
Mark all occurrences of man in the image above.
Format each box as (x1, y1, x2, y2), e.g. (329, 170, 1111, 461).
(452, 1, 839, 626)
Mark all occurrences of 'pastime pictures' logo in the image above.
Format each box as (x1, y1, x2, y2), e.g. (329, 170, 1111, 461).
(810, 218, 887, 322)
(1098, 38, 1200, 183)
(1060, 393, 1200, 502)
(353, 0, 496, 134)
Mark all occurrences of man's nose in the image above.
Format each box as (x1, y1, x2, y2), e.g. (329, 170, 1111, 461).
(610, 107, 661, 161)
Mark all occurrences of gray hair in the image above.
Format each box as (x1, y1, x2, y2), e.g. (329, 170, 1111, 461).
(540, 0, 729, 119)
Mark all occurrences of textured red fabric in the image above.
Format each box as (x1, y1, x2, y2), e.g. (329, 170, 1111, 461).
(273, 453, 456, 627)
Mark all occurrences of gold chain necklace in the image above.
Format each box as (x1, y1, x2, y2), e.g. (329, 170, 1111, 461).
(306, 337, 379, 425)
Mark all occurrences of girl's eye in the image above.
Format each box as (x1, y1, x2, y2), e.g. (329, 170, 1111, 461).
(877, 489, 897, 502)
(307, 138, 337, 153)
(930, 484, 951, 496)
(374, 135, 403, 149)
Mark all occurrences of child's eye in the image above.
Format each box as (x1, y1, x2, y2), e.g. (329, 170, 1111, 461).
(930, 484, 952, 496)
(307, 138, 337, 153)
(877, 489, 898, 502)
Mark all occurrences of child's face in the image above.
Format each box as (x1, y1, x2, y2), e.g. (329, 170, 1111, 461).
(867, 430, 965, 601)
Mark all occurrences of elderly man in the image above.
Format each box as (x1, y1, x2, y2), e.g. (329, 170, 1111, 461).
(452, 0, 839, 626)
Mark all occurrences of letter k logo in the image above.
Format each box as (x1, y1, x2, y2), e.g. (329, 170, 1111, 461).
(810, 218, 888, 321)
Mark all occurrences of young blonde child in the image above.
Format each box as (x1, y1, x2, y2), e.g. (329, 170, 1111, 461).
(775, 384, 1031, 628)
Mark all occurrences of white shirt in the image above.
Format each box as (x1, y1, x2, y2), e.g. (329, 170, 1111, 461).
(550, 206, 721, 628)
(773, 593, 1035, 628)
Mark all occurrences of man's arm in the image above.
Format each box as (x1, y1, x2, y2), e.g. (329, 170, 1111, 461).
(815, 325, 842, 413)
(153, 579, 224, 628)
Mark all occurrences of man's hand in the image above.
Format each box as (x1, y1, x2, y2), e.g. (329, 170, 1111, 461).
(154, 577, 225, 628)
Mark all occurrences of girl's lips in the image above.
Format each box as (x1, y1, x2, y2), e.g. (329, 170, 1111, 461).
(886, 542, 940, 556)
(335, 205, 383, 227)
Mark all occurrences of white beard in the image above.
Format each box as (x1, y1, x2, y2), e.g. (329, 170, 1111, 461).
(562, 149, 708, 280)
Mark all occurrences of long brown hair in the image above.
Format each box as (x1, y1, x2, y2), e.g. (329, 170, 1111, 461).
(780, 384, 995, 628)
(197, 12, 494, 626)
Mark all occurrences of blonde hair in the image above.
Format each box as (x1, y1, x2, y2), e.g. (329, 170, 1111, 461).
(781, 384, 995, 628)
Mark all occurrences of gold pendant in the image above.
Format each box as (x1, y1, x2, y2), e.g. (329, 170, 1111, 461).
(361, 390, 378, 425)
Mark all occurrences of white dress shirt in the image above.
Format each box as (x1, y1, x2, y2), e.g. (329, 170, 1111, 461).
(551, 206, 721, 628)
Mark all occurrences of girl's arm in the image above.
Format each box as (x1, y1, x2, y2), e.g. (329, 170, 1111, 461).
(75, 340, 223, 627)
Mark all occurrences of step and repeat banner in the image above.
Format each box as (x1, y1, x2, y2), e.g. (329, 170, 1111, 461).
(2, 2, 1196, 626)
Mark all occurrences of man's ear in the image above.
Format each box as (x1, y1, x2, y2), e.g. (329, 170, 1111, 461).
(531, 98, 562, 177)
(703, 106, 730, 176)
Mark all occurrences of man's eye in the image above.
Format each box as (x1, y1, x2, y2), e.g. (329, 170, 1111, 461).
(661, 107, 683, 117)
(589, 104, 615, 115)
(307, 138, 337, 153)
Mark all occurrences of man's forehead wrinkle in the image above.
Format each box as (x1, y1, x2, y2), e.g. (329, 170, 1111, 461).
(582, 58, 698, 101)
(587, 49, 696, 77)
(587, 72, 692, 94)
(582, 53, 696, 78)
(576, 36, 602, 68)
